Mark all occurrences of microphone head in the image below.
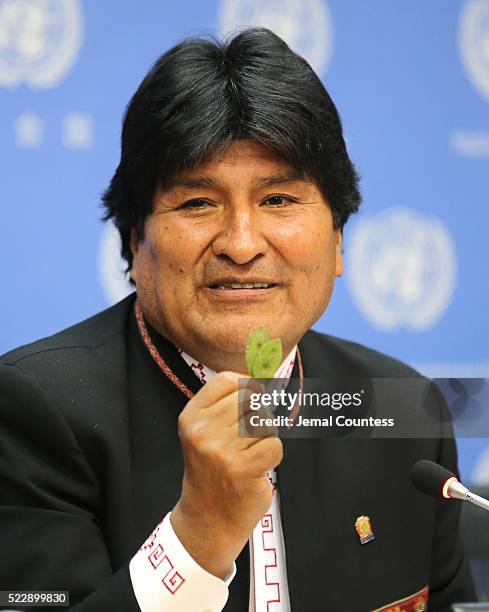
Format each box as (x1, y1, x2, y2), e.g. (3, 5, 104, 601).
(410, 459, 457, 498)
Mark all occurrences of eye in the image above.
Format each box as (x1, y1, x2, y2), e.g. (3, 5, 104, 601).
(179, 199, 210, 210)
(264, 195, 295, 207)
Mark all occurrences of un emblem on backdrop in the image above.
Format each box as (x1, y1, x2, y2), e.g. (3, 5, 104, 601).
(218, 0, 333, 76)
(458, 0, 489, 101)
(346, 208, 457, 332)
(0, 0, 83, 88)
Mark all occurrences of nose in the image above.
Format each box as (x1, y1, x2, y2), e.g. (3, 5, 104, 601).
(211, 208, 268, 265)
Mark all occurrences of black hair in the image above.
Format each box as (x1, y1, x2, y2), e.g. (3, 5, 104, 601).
(102, 27, 361, 272)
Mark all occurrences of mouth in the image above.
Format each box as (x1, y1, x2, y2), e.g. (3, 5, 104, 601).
(208, 282, 277, 290)
(204, 281, 278, 301)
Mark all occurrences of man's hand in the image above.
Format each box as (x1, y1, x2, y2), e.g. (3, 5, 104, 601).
(170, 371, 283, 580)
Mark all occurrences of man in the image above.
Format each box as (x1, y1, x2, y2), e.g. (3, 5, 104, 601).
(0, 28, 475, 611)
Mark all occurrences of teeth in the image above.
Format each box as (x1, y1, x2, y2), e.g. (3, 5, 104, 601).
(216, 283, 272, 289)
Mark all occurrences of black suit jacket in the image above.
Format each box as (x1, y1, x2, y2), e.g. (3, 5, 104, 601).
(0, 294, 475, 611)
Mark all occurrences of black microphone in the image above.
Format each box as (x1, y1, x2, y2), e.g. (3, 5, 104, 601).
(411, 459, 489, 512)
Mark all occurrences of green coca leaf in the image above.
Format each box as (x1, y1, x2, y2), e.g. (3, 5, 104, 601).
(252, 339, 282, 379)
(246, 327, 269, 375)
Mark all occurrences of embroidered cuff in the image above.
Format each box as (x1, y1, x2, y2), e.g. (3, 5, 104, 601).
(129, 512, 236, 612)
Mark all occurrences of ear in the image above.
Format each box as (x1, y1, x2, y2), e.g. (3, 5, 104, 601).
(335, 229, 343, 277)
(130, 229, 139, 283)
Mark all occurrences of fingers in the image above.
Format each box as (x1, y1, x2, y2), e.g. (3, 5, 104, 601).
(242, 437, 284, 476)
(178, 371, 283, 478)
(205, 387, 260, 426)
(236, 403, 279, 444)
(188, 371, 264, 410)
(206, 388, 278, 439)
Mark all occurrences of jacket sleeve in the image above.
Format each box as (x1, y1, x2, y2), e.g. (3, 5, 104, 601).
(428, 432, 477, 609)
(0, 364, 141, 611)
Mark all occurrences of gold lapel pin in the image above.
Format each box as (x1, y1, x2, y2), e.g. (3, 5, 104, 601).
(355, 515, 375, 544)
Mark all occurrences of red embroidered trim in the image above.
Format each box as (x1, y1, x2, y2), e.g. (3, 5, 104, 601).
(261, 513, 281, 610)
(372, 585, 429, 611)
(140, 521, 186, 595)
(135, 300, 193, 399)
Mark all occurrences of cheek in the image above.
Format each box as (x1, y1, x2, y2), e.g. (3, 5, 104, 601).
(142, 225, 214, 296)
(276, 218, 336, 275)
(143, 225, 192, 274)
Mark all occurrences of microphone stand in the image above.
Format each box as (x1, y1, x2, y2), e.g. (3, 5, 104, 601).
(449, 481, 489, 512)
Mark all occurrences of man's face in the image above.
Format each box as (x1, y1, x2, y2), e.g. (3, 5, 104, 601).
(131, 140, 343, 373)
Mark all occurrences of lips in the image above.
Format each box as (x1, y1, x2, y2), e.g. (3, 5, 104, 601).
(206, 277, 278, 290)
(210, 282, 276, 290)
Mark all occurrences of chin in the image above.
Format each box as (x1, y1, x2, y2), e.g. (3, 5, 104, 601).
(201, 326, 258, 352)
(217, 326, 251, 345)
(205, 316, 304, 349)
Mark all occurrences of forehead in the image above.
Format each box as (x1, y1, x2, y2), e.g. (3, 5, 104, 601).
(164, 140, 311, 190)
(207, 140, 292, 167)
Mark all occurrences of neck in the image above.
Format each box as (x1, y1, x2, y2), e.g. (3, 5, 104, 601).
(179, 347, 248, 376)
(182, 352, 250, 375)
(136, 301, 297, 376)
(180, 345, 299, 385)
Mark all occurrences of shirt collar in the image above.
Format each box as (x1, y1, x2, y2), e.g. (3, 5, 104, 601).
(177, 345, 298, 385)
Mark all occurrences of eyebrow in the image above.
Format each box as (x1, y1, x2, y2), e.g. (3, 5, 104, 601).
(161, 171, 308, 192)
(252, 171, 308, 189)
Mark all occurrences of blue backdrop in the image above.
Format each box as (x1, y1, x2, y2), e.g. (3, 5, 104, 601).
(1, 0, 488, 482)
